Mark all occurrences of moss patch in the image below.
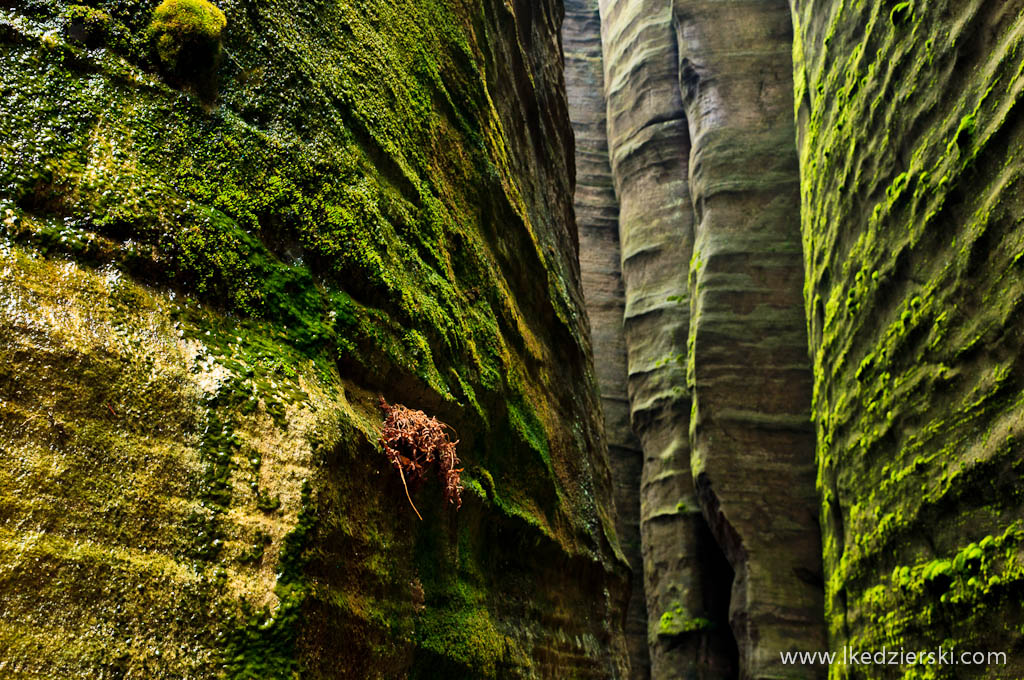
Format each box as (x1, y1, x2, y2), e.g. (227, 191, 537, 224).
(147, 0, 225, 76)
(791, 0, 1024, 671)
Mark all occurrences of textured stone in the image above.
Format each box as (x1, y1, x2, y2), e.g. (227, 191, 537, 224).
(599, 0, 736, 677)
(671, 1, 827, 677)
(563, 0, 650, 676)
(0, 0, 630, 676)
(792, 0, 1024, 675)
(571, 0, 828, 676)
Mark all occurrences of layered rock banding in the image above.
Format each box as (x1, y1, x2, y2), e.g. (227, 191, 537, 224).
(570, 0, 1024, 678)
(600, 0, 737, 677)
(675, 1, 826, 676)
(563, 0, 650, 675)
(569, 0, 825, 677)
(4, 0, 1024, 676)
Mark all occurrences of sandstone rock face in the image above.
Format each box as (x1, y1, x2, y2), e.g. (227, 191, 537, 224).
(672, 1, 826, 676)
(567, 0, 827, 676)
(563, 0, 650, 676)
(792, 0, 1024, 674)
(0, 0, 630, 676)
(598, 0, 736, 677)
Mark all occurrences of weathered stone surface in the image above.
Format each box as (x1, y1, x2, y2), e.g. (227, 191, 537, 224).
(574, 0, 827, 676)
(0, 0, 630, 676)
(598, 1, 736, 677)
(564, 0, 650, 676)
(672, 1, 826, 676)
(792, 0, 1024, 675)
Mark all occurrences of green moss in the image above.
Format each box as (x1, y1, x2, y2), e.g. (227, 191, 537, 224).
(64, 5, 113, 48)
(0, 0, 623, 673)
(949, 112, 978, 154)
(795, 0, 1024, 664)
(921, 559, 953, 591)
(256, 492, 282, 513)
(889, 2, 912, 26)
(147, 0, 226, 76)
(657, 605, 713, 637)
(237, 532, 271, 564)
(413, 590, 509, 679)
(506, 398, 552, 471)
(223, 481, 316, 677)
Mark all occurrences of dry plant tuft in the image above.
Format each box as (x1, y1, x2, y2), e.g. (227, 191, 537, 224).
(378, 397, 463, 520)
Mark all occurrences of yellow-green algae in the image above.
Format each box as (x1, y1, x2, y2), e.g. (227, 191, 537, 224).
(0, 0, 628, 675)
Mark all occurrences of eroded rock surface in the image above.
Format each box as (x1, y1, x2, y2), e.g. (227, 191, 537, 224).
(568, 0, 826, 676)
(564, 0, 650, 676)
(565, 0, 1024, 676)
(673, 1, 826, 676)
(793, 0, 1024, 674)
(599, 0, 736, 677)
(0, 0, 630, 677)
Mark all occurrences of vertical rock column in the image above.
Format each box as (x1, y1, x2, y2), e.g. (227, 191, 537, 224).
(563, 1, 650, 676)
(599, 0, 736, 676)
(672, 0, 825, 676)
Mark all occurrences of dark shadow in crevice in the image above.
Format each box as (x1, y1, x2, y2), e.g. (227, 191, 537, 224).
(699, 514, 740, 679)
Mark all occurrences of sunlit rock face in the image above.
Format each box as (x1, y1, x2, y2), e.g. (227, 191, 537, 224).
(792, 0, 1024, 674)
(0, 0, 631, 676)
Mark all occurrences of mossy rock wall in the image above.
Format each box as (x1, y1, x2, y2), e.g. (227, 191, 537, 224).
(792, 0, 1024, 676)
(0, 0, 630, 677)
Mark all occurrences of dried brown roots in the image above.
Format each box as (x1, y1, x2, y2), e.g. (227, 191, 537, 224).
(378, 397, 463, 519)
